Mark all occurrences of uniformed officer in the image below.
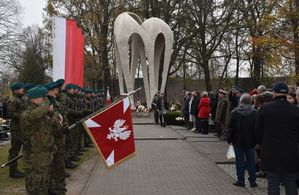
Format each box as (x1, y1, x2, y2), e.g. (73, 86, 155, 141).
(20, 86, 56, 195)
(7, 82, 25, 178)
(57, 82, 78, 169)
(45, 82, 68, 195)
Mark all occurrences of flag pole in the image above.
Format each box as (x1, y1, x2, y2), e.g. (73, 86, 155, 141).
(120, 87, 142, 96)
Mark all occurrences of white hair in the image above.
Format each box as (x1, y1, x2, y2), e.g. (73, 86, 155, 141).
(239, 93, 252, 105)
(257, 85, 266, 92)
(202, 91, 208, 97)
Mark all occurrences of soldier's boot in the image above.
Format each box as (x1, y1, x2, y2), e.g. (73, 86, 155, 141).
(64, 172, 70, 178)
(65, 160, 77, 169)
(74, 151, 83, 156)
(70, 155, 80, 161)
(80, 148, 88, 152)
(84, 142, 93, 148)
(9, 168, 24, 178)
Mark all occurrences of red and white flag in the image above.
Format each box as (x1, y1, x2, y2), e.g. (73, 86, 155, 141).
(106, 87, 111, 105)
(83, 97, 135, 168)
(53, 16, 85, 87)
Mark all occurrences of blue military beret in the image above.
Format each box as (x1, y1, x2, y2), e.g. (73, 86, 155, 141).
(273, 82, 288, 94)
(23, 83, 34, 91)
(27, 87, 48, 99)
(10, 82, 23, 91)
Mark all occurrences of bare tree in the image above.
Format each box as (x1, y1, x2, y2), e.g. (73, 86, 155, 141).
(184, 0, 235, 91)
(0, 0, 22, 69)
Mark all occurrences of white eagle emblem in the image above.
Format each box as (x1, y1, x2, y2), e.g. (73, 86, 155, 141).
(107, 119, 131, 141)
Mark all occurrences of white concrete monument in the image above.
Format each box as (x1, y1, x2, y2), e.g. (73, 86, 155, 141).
(114, 12, 173, 107)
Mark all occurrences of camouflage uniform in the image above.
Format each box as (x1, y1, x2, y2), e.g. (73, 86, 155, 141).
(83, 96, 93, 147)
(47, 96, 67, 195)
(76, 94, 85, 152)
(66, 93, 77, 157)
(7, 94, 25, 175)
(20, 101, 56, 195)
(59, 91, 76, 160)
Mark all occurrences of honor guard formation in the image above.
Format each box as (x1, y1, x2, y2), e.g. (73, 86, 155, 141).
(6, 79, 104, 195)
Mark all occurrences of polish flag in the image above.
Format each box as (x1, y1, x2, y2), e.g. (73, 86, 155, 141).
(83, 97, 136, 168)
(106, 87, 111, 105)
(53, 16, 85, 87)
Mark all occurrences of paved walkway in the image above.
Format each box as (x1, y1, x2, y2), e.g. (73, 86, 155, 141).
(82, 117, 254, 195)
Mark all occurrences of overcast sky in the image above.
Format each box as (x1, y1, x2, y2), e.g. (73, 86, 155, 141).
(19, 0, 46, 27)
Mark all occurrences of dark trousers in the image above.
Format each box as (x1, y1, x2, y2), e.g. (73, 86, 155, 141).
(154, 109, 159, 123)
(234, 147, 256, 184)
(214, 122, 221, 136)
(8, 133, 23, 171)
(267, 172, 298, 195)
(200, 118, 209, 134)
(195, 117, 202, 132)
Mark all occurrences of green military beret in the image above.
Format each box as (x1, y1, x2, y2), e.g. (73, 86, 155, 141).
(10, 82, 23, 91)
(80, 88, 86, 93)
(27, 87, 48, 99)
(44, 82, 60, 90)
(55, 79, 65, 87)
(34, 84, 44, 88)
(23, 83, 34, 91)
(65, 83, 75, 90)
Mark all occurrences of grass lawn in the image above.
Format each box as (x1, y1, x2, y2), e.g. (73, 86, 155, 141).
(0, 142, 97, 195)
(0, 143, 25, 195)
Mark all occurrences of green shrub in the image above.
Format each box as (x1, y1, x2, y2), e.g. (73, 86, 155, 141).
(164, 111, 184, 126)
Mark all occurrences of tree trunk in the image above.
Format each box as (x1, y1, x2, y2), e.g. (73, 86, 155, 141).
(252, 45, 262, 87)
(183, 63, 186, 90)
(202, 60, 212, 91)
(101, 5, 110, 96)
(294, 0, 299, 85)
(235, 29, 240, 86)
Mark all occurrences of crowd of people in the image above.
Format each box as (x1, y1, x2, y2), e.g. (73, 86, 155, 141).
(4, 80, 104, 195)
(180, 83, 299, 194)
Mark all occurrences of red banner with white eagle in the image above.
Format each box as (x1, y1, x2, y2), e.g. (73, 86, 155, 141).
(83, 97, 135, 168)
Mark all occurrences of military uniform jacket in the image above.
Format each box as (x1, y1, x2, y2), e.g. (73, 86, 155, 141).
(7, 94, 25, 133)
(20, 102, 56, 170)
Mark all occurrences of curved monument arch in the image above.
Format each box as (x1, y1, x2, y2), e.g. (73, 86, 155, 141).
(114, 12, 173, 107)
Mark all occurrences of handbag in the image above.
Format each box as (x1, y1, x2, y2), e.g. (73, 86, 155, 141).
(226, 145, 235, 160)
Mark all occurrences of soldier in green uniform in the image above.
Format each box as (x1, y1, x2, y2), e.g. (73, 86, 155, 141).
(83, 89, 94, 147)
(7, 82, 25, 178)
(20, 87, 56, 195)
(65, 84, 80, 162)
(76, 88, 86, 153)
(45, 82, 68, 195)
(57, 82, 78, 169)
(72, 85, 83, 157)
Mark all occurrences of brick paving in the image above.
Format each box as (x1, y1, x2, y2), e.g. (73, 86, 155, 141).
(83, 119, 252, 195)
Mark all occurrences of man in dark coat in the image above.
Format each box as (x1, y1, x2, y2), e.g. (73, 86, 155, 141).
(183, 91, 191, 128)
(228, 93, 258, 187)
(190, 91, 200, 132)
(256, 82, 299, 195)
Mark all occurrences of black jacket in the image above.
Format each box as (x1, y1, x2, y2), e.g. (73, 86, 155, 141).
(256, 96, 299, 173)
(190, 96, 200, 116)
(228, 105, 257, 148)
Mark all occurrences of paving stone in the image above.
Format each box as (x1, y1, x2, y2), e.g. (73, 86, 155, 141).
(217, 164, 299, 195)
(83, 121, 251, 195)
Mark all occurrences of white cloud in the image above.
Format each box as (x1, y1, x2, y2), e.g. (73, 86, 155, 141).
(19, 0, 46, 27)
